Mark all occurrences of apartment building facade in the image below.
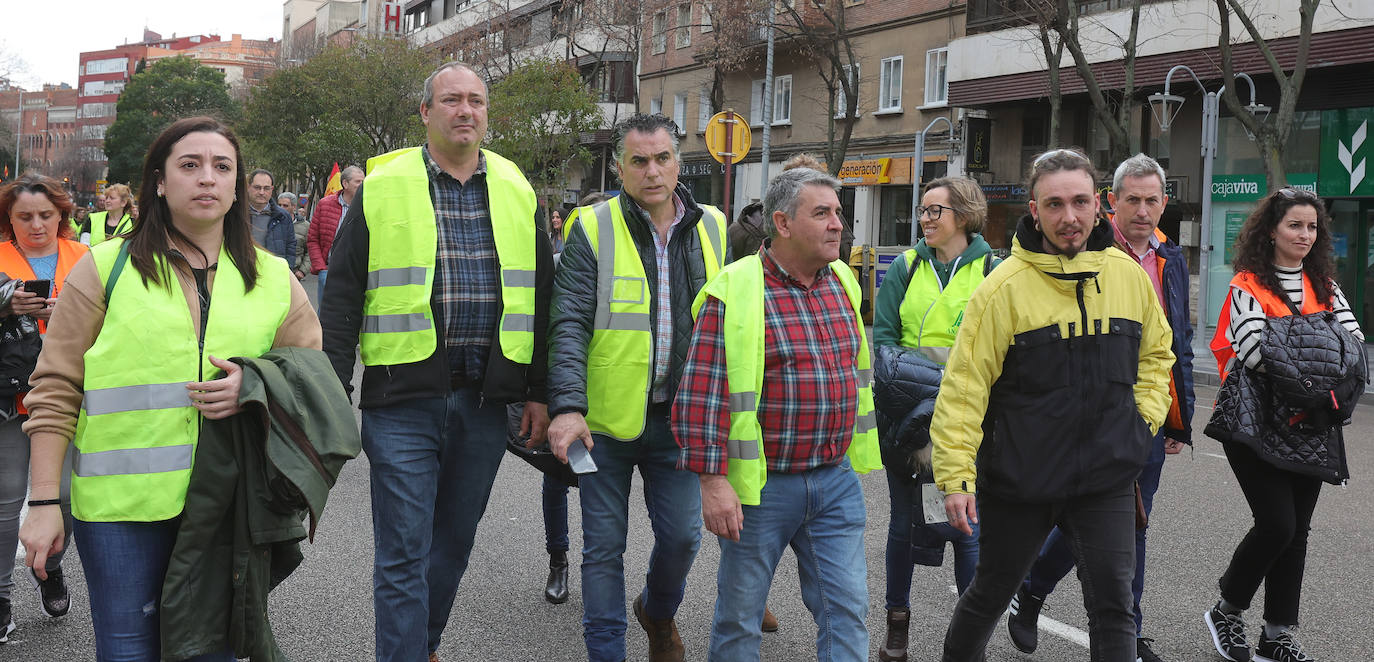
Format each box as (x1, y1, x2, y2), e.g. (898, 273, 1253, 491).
(639, 0, 968, 251)
(949, 0, 1374, 335)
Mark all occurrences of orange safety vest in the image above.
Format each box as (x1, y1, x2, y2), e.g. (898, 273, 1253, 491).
(0, 239, 90, 412)
(1209, 270, 1329, 381)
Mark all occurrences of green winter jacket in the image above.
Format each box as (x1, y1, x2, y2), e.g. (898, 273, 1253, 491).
(160, 348, 361, 661)
(873, 234, 998, 348)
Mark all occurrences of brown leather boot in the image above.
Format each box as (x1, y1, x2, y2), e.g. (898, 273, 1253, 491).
(761, 605, 779, 632)
(633, 594, 685, 662)
(878, 607, 910, 662)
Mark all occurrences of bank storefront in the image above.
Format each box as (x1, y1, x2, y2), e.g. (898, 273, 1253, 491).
(1206, 106, 1374, 341)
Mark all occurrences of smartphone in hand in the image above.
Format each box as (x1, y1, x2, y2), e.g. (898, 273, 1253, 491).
(24, 279, 52, 300)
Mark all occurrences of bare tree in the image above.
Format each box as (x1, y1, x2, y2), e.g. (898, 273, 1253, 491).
(1040, 0, 1144, 164)
(1215, 0, 1319, 190)
(773, 0, 861, 177)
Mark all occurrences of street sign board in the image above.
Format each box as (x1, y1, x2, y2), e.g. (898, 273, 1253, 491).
(1319, 107, 1373, 197)
(704, 111, 750, 165)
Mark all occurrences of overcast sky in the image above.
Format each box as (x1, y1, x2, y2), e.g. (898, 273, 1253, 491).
(4, 0, 284, 88)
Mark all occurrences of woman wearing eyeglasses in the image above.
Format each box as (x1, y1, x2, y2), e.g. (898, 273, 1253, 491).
(871, 176, 998, 661)
(1203, 187, 1363, 662)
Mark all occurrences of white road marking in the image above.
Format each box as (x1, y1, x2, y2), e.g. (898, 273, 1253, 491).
(1198, 451, 1227, 460)
(947, 586, 1092, 649)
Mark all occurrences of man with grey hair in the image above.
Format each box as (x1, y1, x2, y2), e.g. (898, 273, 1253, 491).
(673, 167, 882, 661)
(1006, 153, 1193, 662)
(547, 112, 727, 662)
(307, 165, 364, 300)
(321, 61, 553, 662)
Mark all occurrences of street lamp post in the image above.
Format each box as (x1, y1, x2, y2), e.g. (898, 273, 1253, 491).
(1147, 65, 1269, 347)
(909, 115, 953, 246)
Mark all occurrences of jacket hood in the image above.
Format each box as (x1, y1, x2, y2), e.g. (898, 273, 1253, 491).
(1011, 213, 1115, 277)
(913, 233, 994, 268)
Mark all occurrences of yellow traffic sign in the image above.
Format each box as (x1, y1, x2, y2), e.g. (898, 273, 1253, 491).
(704, 111, 751, 165)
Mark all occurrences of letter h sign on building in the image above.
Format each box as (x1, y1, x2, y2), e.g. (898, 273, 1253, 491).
(1320, 107, 1373, 197)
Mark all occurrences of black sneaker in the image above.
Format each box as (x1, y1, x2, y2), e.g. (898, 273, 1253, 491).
(1137, 636, 1165, 662)
(1205, 604, 1252, 662)
(1254, 630, 1314, 662)
(29, 566, 70, 618)
(1007, 586, 1044, 653)
(0, 597, 14, 644)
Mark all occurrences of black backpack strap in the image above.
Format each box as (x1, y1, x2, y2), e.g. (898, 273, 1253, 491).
(104, 240, 132, 306)
(983, 252, 994, 276)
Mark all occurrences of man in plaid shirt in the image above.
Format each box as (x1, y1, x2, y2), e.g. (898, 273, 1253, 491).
(673, 168, 879, 661)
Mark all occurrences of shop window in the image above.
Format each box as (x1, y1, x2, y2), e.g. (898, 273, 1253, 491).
(880, 186, 914, 246)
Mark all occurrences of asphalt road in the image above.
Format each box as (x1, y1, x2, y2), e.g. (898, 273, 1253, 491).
(6, 283, 1374, 660)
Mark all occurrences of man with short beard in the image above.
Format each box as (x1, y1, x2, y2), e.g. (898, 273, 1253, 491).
(932, 148, 1176, 662)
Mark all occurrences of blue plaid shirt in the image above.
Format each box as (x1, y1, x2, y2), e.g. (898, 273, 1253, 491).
(423, 146, 500, 383)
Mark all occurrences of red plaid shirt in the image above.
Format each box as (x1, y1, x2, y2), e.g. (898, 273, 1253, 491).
(673, 247, 859, 475)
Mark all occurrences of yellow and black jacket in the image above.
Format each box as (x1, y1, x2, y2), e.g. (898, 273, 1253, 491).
(931, 215, 1174, 503)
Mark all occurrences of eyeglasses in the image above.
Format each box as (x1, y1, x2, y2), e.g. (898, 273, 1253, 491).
(917, 204, 953, 220)
(1277, 187, 1318, 202)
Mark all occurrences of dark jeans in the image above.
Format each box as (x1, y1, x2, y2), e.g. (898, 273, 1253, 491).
(885, 470, 979, 607)
(1218, 442, 1322, 626)
(543, 474, 570, 553)
(1024, 430, 1167, 635)
(942, 486, 1137, 662)
(361, 387, 508, 662)
(74, 519, 234, 662)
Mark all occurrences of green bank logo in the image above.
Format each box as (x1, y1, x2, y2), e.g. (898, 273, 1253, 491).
(1337, 121, 1366, 194)
(1320, 108, 1374, 197)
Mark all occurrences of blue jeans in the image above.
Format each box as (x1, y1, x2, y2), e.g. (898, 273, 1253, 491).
(709, 459, 869, 662)
(885, 471, 980, 607)
(73, 519, 234, 662)
(316, 269, 327, 307)
(580, 405, 701, 662)
(1023, 430, 1167, 635)
(362, 387, 507, 662)
(543, 474, 570, 553)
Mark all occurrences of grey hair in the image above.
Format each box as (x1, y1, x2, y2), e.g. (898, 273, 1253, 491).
(276, 191, 297, 205)
(764, 168, 841, 238)
(611, 113, 681, 166)
(422, 61, 487, 108)
(1112, 153, 1167, 194)
(341, 165, 364, 182)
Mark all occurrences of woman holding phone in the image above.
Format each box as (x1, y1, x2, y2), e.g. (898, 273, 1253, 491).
(0, 173, 89, 640)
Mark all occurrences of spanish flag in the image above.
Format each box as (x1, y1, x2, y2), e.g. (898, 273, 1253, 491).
(324, 162, 342, 196)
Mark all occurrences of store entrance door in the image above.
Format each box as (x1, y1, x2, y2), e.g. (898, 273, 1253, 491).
(1328, 199, 1374, 342)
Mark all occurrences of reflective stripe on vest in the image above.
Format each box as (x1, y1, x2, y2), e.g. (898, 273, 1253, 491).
(691, 253, 882, 506)
(89, 211, 134, 246)
(576, 196, 727, 440)
(360, 147, 538, 366)
(72, 239, 290, 522)
(897, 249, 988, 366)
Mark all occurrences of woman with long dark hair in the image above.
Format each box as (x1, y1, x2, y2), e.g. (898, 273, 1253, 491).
(18, 116, 320, 661)
(1204, 187, 1362, 662)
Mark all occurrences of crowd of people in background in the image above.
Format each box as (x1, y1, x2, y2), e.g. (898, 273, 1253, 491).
(0, 58, 1364, 662)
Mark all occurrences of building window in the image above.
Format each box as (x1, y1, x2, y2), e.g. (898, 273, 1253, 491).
(701, 1, 713, 32)
(924, 48, 948, 106)
(676, 5, 692, 48)
(84, 57, 126, 76)
(835, 63, 859, 118)
(878, 56, 903, 112)
(81, 80, 125, 96)
(698, 86, 712, 132)
(749, 79, 765, 126)
(652, 12, 667, 54)
(773, 75, 792, 125)
(650, 97, 663, 116)
(673, 91, 688, 135)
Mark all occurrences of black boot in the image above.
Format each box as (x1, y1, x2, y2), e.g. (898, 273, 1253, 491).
(544, 551, 569, 604)
(879, 607, 909, 662)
